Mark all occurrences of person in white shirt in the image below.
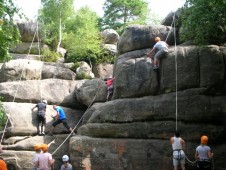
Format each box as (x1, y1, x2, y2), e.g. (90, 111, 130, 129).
(195, 135, 213, 170)
(170, 131, 186, 170)
(147, 37, 169, 70)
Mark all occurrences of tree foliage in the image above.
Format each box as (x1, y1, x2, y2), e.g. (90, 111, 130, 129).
(38, 0, 74, 49)
(63, 7, 109, 64)
(101, 0, 149, 33)
(0, 0, 21, 61)
(180, 0, 226, 45)
(0, 97, 7, 131)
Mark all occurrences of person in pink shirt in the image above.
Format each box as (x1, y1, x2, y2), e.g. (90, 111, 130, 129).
(36, 144, 55, 170)
(105, 76, 115, 101)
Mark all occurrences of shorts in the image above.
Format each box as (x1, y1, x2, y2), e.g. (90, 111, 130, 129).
(52, 118, 70, 130)
(154, 48, 168, 60)
(197, 160, 211, 170)
(173, 150, 185, 166)
(37, 115, 46, 125)
(108, 85, 114, 95)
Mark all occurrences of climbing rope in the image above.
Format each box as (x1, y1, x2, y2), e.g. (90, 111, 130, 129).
(51, 80, 104, 156)
(0, 24, 40, 144)
(172, 13, 178, 131)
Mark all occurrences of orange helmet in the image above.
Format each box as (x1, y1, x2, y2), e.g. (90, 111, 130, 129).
(34, 144, 41, 151)
(41, 144, 48, 152)
(201, 135, 208, 145)
(155, 37, 161, 42)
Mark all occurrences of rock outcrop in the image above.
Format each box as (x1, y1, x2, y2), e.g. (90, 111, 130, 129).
(0, 23, 226, 170)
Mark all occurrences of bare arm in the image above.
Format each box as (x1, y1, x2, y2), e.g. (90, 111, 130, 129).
(147, 48, 155, 57)
(31, 105, 36, 111)
(170, 137, 174, 144)
(195, 151, 199, 160)
(180, 138, 185, 150)
(208, 149, 213, 159)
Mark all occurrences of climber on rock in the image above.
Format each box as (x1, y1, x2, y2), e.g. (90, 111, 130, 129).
(146, 37, 169, 70)
(49, 105, 75, 136)
(105, 76, 115, 101)
(32, 99, 48, 136)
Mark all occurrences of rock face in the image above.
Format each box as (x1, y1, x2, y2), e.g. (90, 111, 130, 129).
(0, 23, 226, 170)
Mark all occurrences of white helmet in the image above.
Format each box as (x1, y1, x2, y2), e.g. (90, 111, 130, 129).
(42, 100, 47, 104)
(62, 155, 69, 162)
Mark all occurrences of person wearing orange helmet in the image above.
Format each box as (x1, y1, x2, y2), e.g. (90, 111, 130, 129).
(146, 36, 169, 70)
(195, 135, 213, 170)
(36, 144, 55, 170)
(0, 157, 7, 170)
(32, 144, 42, 170)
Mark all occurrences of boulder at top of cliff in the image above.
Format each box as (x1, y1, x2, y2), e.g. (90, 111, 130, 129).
(101, 29, 120, 44)
(16, 21, 44, 42)
(9, 42, 49, 55)
(117, 25, 175, 54)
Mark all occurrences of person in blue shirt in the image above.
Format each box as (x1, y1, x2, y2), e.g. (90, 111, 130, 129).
(49, 105, 74, 136)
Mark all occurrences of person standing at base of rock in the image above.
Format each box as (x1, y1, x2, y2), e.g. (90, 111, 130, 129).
(32, 100, 48, 136)
(195, 135, 213, 170)
(61, 155, 72, 170)
(146, 37, 169, 70)
(32, 144, 42, 170)
(49, 105, 74, 136)
(170, 131, 186, 170)
(36, 144, 55, 170)
(0, 157, 7, 170)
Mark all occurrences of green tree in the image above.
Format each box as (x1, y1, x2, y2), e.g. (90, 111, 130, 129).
(101, 0, 149, 33)
(63, 7, 108, 64)
(180, 0, 226, 45)
(38, 0, 74, 50)
(0, 0, 21, 61)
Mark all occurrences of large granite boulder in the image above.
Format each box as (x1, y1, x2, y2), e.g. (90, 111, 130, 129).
(0, 79, 86, 108)
(101, 29, 120, 44)
(113, 45, 226, 99)
(0, 59, 77, 82)
(78, 91, 225, 140)
(69, 135, 226, 170)
(0, 59, 43, 82)
(92, 63, 114, 80)
(16, 21, 44, 42)
(9, 42, 49, 54)
(117, 25, 175, 54)
(2, 102, 84, 136)
(42, 64, 76, 80)
(75, 79, 107, 106)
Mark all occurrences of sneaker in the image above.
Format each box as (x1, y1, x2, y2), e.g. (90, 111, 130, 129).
(42, 132, 45, 136)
